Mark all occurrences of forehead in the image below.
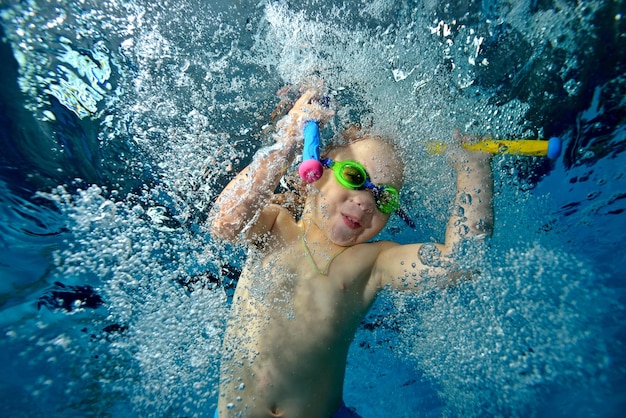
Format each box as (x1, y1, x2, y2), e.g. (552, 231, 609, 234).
(331, 138, 403, 187)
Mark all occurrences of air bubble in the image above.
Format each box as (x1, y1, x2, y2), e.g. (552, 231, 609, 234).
(459, 192, 472, 205)
(418, 243, 443, 267)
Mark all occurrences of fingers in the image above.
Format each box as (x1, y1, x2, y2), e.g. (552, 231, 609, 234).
(296, 88, 318, 105)
(289, 89, 335, 126)
(291, 89, 322, 116)
(270, 87, 319, 122)
(448, 132, 491, 169)
(273, 89, 333, 143)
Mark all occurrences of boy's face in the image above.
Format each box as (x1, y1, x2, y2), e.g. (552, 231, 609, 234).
(309, 138, 404, 246)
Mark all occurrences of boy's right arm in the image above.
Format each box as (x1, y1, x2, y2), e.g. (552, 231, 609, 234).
(209, 144, 295, 242)
(210, 89, 333, 242)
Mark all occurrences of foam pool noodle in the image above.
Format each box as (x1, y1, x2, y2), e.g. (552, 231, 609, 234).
(427, 137, 562, 159)
(299, 121, 324, 182)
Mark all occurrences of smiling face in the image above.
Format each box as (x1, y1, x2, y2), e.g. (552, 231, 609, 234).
(303, 137, 404, 246)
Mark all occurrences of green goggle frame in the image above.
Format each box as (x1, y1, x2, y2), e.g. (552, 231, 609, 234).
(321, 158, 400, 214)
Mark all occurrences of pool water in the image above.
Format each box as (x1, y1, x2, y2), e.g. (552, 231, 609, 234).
(1, 1, 624, 417)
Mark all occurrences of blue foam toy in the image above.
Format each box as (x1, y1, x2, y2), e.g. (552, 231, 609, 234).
(299, 121, 323, 182)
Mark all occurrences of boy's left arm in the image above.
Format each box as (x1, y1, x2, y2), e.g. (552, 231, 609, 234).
(443, 149, 494, 251)
(371, 147, 493, 292)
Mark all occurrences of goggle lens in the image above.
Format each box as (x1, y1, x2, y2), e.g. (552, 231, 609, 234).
(374, 187, 400, 214)
(337, 163, 366, 189)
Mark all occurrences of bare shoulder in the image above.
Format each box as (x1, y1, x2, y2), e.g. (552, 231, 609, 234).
(248, 204, 299, 245)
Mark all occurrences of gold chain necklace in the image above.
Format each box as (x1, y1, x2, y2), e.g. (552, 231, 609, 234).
(301, 233, 347, 276)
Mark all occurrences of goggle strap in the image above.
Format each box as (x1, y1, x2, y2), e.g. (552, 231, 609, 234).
(363, 179, 376, 190)
(396, 208, 416, 228)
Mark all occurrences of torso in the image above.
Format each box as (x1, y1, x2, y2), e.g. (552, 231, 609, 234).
(217, 210, 388, 417)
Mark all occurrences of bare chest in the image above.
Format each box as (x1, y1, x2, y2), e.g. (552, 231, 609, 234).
(234, 245, 371, 340)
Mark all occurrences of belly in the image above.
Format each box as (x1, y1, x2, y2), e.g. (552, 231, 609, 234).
(218, 258, 367, 416)
(219, 301, 353, 417)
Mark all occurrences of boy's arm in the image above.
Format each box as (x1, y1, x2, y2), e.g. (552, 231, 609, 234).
(443, 149, 494, 252)
(372, 147, 493, 292)
(210, 89, 333, 242)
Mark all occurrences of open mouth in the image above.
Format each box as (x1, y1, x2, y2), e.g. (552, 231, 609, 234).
(342, 214, 362, 229)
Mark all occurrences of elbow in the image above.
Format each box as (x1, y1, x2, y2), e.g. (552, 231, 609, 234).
(209, 212, 242, 242)
(210, 222, 233, 242)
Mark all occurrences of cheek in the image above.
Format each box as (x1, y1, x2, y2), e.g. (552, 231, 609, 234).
(314, 180, 348, 209)
(370, 213, 390, 232)
(307, 184, 337, 221)
(354, 216, 388, 244)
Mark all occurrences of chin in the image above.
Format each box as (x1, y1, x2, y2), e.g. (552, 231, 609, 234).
(328, 227, 359, 246)
(330, 226, 374, 246)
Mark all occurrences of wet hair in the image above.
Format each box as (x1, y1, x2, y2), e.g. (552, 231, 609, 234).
(322, 123, 400, 159)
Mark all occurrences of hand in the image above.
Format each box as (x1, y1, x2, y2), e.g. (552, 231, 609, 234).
(448, 129, 492, 171)
(275, 88, 335, 142)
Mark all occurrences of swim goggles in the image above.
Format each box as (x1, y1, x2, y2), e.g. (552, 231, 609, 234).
(321, 158, 415, 227)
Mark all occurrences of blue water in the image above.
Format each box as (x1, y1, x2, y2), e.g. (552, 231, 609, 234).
(1, 0, 625, 417)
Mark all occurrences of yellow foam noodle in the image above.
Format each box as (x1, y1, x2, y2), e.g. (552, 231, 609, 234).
(463, 139, 549, 156)
(427, 139, 550, 157)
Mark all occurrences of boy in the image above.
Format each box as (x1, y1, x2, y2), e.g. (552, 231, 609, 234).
(210, 88, 493, 417)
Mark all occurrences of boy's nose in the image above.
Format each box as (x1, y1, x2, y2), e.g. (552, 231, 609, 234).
(350, 192, 375, 213)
